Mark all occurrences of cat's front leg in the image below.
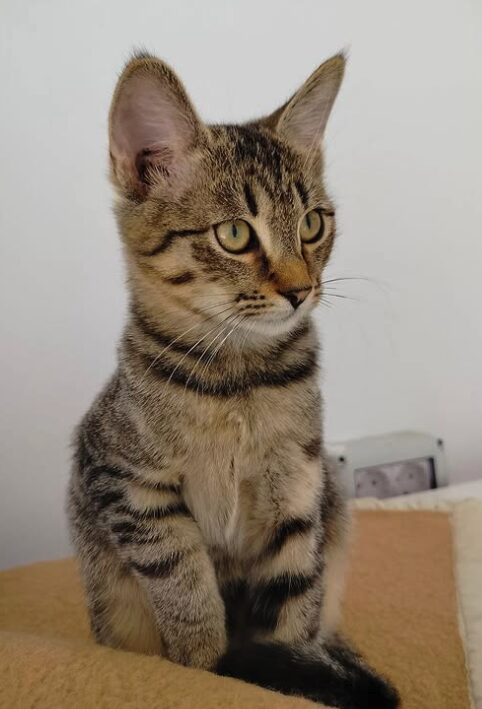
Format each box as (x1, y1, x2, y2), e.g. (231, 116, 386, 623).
(216, 454, 399, 708)
(99, 471, 227, 669)
(245, 454, 326, 646)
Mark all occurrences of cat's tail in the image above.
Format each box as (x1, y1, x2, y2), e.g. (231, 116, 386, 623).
(216, 638, 399, 709)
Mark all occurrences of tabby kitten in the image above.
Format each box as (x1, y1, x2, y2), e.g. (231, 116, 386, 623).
(68, 52, 398, 708)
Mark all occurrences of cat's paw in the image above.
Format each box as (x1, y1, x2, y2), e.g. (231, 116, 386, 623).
(168, 617, 227, 670)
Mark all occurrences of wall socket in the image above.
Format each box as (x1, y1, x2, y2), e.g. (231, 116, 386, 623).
(326, 431, 448, 500)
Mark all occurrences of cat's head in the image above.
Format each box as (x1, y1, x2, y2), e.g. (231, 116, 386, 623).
(109, 52, 345, 342)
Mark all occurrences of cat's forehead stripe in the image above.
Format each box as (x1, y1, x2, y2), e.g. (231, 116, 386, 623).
(294, 180, 309, 209)
(218, 126, 313, 213)
(228, 125, 285, 178)
(243, 183, 258, 218)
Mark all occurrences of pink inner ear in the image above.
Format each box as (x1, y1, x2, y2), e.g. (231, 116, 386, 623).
(280, 85, 337, 154)
(277, 62, 344, 155)
(111, 75, 196, 186)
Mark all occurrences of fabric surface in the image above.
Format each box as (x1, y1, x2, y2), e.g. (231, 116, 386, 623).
(0, 509, 473, 709)
(342, 509, 472, 709)
(355, 495, 482, 709)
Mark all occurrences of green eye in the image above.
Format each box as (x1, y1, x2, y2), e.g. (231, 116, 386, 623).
(300, 210, 324, 243)
(215, 219, 253, 253)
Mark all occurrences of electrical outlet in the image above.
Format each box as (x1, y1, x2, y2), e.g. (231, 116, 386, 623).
(326, 431, 447, 499)
(354, 458, 435, 499)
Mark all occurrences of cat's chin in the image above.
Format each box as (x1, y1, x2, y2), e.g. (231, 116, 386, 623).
(238, 310, 310, 340)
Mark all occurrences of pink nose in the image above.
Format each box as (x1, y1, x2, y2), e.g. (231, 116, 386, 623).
(280, 288, 311, 309)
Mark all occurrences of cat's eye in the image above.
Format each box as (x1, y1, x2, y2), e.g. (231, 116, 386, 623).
(299, 210, 324, 244)
(215, 219, 253, 254)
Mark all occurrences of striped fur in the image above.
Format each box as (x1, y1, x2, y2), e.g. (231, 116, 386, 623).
(68, 53, 398, 708)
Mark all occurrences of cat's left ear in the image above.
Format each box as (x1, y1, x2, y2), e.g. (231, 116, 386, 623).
(261, 53, 346, 156)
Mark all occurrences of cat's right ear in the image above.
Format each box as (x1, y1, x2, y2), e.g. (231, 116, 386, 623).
(109, 53, 204, 200)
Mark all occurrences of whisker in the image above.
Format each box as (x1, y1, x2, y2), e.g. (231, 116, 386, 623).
(321, 276, 387, 289)
(149, 299, 236, 319)
(141, 304, 235, 380)
(319, 297, 334, 310)
(321, 291, 356, 301)
(182, 313, 242, 400)
(136, 299, 235, 328)
(237, 315, 256, 351)
(198, 315, 245, 381)
(194, 315, 247, 398)
(322, 277, 363, 285)
(164, 310, 237, 387)
(193, 315, 244, 390)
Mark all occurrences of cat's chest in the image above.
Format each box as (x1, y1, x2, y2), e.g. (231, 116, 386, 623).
(180, 400, 275, 550)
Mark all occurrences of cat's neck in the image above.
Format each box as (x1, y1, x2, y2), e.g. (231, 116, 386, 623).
(119, 305, 319, 400)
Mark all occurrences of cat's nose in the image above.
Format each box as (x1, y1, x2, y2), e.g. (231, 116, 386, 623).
(280, 288, 311, 309)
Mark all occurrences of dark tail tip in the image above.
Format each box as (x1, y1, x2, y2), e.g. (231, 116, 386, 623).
(216, 640, 399, 709)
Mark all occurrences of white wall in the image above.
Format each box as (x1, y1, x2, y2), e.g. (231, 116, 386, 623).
(1, 0, 481, 569)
